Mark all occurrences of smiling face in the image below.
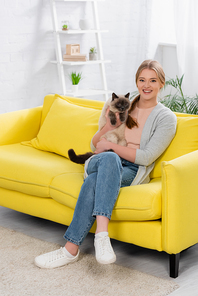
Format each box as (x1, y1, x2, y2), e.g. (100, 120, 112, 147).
(137, 68, 163, 107)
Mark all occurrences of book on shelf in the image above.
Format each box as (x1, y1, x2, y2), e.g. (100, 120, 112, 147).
(63, 54, 87, 62)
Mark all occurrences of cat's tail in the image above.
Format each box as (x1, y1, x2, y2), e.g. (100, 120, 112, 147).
(68, 149, 94, 164)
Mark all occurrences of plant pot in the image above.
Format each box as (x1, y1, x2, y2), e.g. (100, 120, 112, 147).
(89, 53, 97, 61)
(71, 84, 79, 93)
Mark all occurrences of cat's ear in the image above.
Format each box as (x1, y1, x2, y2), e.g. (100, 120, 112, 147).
(125, 93, 130, 98)
(112, 93, 119, 100)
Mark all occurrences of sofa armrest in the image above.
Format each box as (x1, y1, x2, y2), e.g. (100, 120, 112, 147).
(0, 106, 42, 145)
(161, 150, 198, 254)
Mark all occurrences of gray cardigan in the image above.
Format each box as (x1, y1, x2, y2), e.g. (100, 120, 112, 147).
(85, 102, 177, 186)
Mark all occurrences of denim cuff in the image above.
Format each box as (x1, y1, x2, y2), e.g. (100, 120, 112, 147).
(92, 211, 111, 220)
(63, 234, 81, 246)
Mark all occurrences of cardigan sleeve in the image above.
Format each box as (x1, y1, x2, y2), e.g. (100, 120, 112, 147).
(90, 137, 96, 152)
(134, 108, 177, 166)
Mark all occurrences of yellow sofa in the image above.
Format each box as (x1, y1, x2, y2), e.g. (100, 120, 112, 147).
(1, 94, 198, 277)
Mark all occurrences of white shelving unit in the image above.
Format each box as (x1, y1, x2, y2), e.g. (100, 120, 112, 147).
(49, 0, 111, 100)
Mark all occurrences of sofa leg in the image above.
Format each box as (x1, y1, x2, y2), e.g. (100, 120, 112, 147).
(169, 253, 180, 278)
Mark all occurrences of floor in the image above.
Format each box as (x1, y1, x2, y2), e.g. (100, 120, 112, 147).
(0, 206, 198, 295)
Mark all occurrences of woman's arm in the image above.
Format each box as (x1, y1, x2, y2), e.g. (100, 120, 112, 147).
(135, 110, 177, 166)
(95, 138, 136, 163)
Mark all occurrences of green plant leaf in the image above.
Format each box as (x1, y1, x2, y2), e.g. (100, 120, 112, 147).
(129, 91, 139, 100)
(89, 47, 97, 53)
(69, 72, 82, 85)
(160, 74, 198, 114)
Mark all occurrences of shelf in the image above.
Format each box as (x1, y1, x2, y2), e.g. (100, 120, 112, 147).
(53, 29, 108, 34)
(50, 59, 111, 66)
(159, 42, 177, 47)
(63, 89, 112, 97)
(50, 0, 109, 100)
(55, 0, 104, 2)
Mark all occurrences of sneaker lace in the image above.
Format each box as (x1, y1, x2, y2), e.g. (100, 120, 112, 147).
(98, 236, 112, 255)
(48, 248, 66, 262)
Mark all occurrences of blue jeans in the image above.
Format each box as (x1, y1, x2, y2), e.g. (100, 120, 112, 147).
(64, 152, 139, 245)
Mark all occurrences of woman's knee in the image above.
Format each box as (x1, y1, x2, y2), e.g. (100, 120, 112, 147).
(87, 152, 122, 177)
(100, 152, 122, 169)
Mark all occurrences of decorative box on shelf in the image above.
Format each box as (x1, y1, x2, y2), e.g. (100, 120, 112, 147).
(64, 44, 87, 62)
(66, 44, 80, 55)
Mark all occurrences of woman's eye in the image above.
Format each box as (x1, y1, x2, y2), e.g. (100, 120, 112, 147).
(151, 79, 157, 83)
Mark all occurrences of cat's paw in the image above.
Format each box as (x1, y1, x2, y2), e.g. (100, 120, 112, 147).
(119, 113, 127, 123)
(110, 118, 117, 125)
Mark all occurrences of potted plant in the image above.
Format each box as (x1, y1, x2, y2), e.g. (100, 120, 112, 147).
(69, 71, 82, 93)
(89, 47, 97, 60)
(61, 20, 69, 31)
(160, 75, 198, 114)
(62, 24, 68, 30)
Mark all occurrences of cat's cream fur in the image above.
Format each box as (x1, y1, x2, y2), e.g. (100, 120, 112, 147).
(98, 92, 130, 146)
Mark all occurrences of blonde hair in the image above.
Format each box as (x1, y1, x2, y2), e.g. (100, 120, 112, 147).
(126, 60, 165, 129)
(135, 59, 165, 87)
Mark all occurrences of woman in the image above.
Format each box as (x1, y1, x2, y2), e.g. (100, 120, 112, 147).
(34, 60, 177, 268)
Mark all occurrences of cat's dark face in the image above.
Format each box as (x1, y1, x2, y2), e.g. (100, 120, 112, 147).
(110, 93, 130, 113)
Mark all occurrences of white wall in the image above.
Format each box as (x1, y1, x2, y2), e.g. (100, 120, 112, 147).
(0, 0, 176, 114)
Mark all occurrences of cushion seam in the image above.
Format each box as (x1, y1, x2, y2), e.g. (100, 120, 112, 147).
(0, 176, 48, 188)
(49, 171, 84, 200)
(114, 206, 151, 211)
(49, 185, 77, 201)
(49, 171, 84, 186)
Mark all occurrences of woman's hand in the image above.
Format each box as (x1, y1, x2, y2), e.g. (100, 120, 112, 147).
(95, 138, 111, 154)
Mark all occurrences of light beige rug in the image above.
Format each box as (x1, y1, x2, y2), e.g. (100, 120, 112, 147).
(0, 226, 179, 296)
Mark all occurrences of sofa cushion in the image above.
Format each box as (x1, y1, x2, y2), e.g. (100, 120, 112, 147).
(0, 144, 84, 197)
(40, 94, 104, 126)
(150, 114, 198, 179)
(50, 173, 162, 221)
(26, 96, 102, 159)
(113, 178, 162, 221)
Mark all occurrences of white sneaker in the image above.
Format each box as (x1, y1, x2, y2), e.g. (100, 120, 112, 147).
(34, 247, 79, 269)
(94, 234, 116, 264)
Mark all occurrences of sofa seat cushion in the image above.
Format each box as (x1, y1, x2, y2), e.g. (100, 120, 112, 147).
(0, 144, 84, 197)
(112, 178, 162, 221)
(50, 173, 162, 221)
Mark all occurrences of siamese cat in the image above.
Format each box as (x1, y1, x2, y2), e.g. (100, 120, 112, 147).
(68, 93, 130, 164)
